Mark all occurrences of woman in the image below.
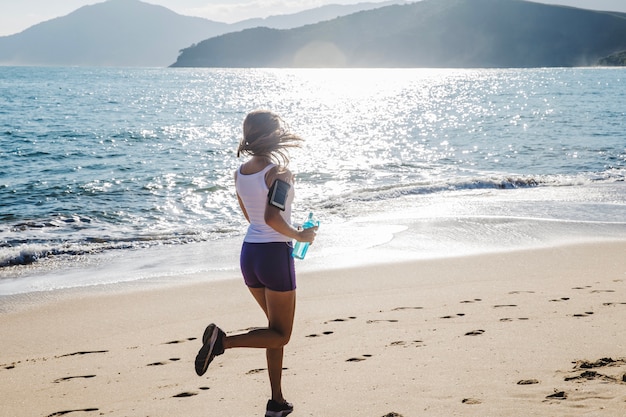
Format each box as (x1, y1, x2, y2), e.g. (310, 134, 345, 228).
(195, 110, 317, 417)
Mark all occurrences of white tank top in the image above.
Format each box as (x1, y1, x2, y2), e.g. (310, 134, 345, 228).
(235, 164, 294, 243)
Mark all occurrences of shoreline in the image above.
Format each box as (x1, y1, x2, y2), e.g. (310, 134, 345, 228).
(2, 236, 625, 312)
(1, 240, 625, 416)
(2, 181, 625, 300)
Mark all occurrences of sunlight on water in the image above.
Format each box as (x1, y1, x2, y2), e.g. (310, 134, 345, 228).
(0, 67, 624, 289)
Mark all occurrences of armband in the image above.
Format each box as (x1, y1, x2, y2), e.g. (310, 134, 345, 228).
(267, 179, 291, 211)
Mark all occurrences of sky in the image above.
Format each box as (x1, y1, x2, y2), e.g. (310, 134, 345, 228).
(1, 0, 626, 37)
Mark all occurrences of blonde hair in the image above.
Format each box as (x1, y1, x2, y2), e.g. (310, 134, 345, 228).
(237, 110, 303, 168)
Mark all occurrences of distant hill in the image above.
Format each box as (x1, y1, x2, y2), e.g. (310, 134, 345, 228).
(0, 0, 407, 67)
(0, 0, 228, 67)
(598, 51, 626, 66)
(171, 0, 626, 68)
(230, 1, 410, 31)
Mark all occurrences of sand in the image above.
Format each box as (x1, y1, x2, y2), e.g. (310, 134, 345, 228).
(1, 241, 625, 417)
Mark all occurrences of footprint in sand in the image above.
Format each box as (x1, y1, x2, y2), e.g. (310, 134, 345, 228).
(517, 379, 540, 385)
(441, 313, 465, 319)
(346, 354, 373, 362)
(549, 297, 570, 302)
(324, 317, 357, 324)
(574, 357, 626, 369)
(460, 299, 482, 304)
(464, 330, 485, 336)
(546, 390, 567, 400)
(247, 367, 287, 375)
(47, 408, 99, 417)
(389, 340, 424, 348)
(56, 351, 108, 358)
(559, 357, 626, 385)
(546, 358, 626, 402)
(306, 331, 334, 338)
(462, 398, 482, 404)
(53, 375, 96, 383)
(367, 319, 399, 324)
(164, 337, 196, 344)
(564, 370, 620, 382)
(173, 391, 197, 398)
(172, 386, 211, 398)
(147, 358, 181, 366)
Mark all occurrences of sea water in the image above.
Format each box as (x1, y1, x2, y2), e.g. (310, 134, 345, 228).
(1, 67, 624, 295)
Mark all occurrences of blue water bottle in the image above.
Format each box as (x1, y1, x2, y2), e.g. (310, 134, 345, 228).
(293, 212, 319, 259)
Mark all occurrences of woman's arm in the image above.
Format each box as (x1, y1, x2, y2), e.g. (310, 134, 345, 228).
(265, 204, 317, 242)
(264, 168, 317, 243)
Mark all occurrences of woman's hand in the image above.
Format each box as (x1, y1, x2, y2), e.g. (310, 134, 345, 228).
(296, 225, 318, 244)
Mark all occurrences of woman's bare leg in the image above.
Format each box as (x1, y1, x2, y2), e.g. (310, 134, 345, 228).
(266, 346, 285, 402)
(222, 287, 296, 402)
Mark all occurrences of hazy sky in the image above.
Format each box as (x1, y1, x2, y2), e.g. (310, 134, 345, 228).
(1, 0, 626, 37)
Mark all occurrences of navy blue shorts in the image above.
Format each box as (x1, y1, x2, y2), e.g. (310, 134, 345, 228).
(240, 242, 296, 292)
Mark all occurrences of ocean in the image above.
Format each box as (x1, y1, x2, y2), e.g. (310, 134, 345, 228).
(1, 67, 624, 296)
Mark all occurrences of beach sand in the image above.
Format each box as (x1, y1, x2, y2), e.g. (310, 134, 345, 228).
(1, 241, 625, 417)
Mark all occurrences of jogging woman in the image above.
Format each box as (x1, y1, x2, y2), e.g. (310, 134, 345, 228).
(195, 110, 317, 417)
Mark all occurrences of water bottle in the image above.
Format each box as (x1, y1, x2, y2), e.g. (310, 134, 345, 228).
(292, 212, 319, 259)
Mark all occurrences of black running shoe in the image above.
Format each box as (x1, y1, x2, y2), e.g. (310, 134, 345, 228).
(265, 399, 294, 417)
(194, 323, 225, 376)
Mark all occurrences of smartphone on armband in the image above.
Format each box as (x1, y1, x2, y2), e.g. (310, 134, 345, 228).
(267, 179, 291, 211)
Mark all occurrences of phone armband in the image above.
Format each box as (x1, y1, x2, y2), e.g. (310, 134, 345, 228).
(267, 179, 291, 211)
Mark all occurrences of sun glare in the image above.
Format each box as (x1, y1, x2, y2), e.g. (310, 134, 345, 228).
(293, 42, 347, 67)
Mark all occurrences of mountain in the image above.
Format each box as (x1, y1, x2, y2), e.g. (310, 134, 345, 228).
(599, 51, 626, 66)
(171, 0, 626, 68)
(0, 0, 229, 67)
(0, 0, 408, 67)
(229, 1, 410, 31)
